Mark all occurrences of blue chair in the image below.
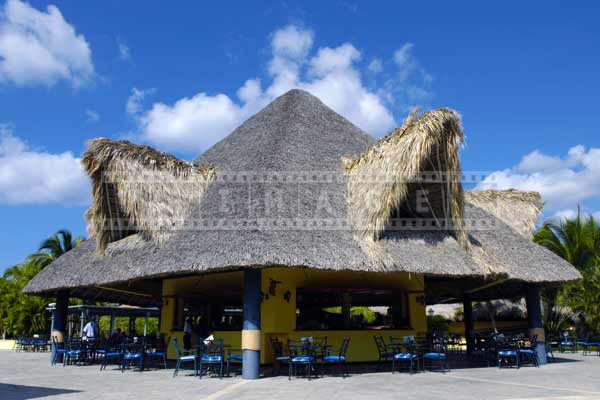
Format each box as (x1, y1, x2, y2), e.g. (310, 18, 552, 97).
(33, 335, 49, 352)
(226, 348, 243, 376)
(390, 336, 419, 374)
(517, 335, 539, 367)
(100, 345, 122, 371)
(51, 336, 67, 366)
(173, 337, 198, 377)
(577, 334, 600, 356)
(559, 332, 576, 353)
(64, 339, 85, 366)
(120, 341, 145, 372)
(198, 339, 225, 379)
(145, 336, 169, 369)
(322, 337, 350, 377)
(497, 337, 519, 369)
(269, 337, 290, 376)
(373, 336, 394, 370)
(288, 339, 315, 380)
(423, 339, 450, 372)
(15, 335, 33, 352)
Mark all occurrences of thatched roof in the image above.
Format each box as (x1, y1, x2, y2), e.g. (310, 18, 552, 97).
(464, 190, 542, 238)
(24, 89, 580, 299)
(82, 139, 215, 254)
(344, 108, 466, 261)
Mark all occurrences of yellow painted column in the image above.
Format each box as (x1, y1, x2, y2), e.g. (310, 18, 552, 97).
(260, 268, 297, 363)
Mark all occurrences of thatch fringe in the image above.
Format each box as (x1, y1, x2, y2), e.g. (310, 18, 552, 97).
(344, 108, 466, 258)
(465, 189, 543, 238)
(82, 138, 215, 254)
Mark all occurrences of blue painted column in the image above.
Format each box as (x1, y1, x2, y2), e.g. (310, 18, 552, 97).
(526, 285, 547, 365)
(242, 269, 262, 379)
(51, 292, 69, 363)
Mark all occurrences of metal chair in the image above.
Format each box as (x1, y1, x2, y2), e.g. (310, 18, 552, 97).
(64, 338, 86, 366)
(226, 348, 243, 377)
(390, 336, 419, 374)
(51, 336, 67, 366)
(497, 336, 519, 369)
(269, 337, 290, 376)
(145, 336, 169, 369)
(173, 337, 198, 377)
(577, 334, 600, 356)
(373, 335, 394, 369)
(517, 335, 539, 367)
(322, 337, 350, 377)
(198, 339, 225, 379)
(559, 332, 576, 353)
(120, 340, 145, 372)
(423, 338, 450, 372)
(288, 338, 315, 380)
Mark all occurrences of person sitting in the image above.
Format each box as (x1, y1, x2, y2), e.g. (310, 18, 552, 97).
(109, 328, 122, 345)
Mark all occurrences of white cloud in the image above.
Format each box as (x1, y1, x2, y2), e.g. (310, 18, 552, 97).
(135, 24, 406, 154)
(85, 108, 99, 123)
(476, 145, 600, 214)
(309, 43, 361, 76)
(271, 25, 313, 60)
(393, 43, 414, 70)
(0, 0, 94, 87)
(118, 40, 130, 61)
(386, 42, 432, 104)
(0, 125, 89, 204)
(140, 93, 244, 152)
(126, 87, 155, 116)
(368, 58, 383, 73)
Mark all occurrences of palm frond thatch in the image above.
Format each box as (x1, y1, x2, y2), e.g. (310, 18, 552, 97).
(465, 189, 542, 238)
(344, 108, 466, 256)
(82, 138, 215, 254)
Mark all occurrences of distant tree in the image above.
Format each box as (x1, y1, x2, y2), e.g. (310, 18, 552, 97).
(0, 229, 85, 337)
(29, 229, 85, 269)
(534, 210, 600, 334)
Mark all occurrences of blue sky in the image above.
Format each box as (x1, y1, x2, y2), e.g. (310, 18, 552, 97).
(1, 0, 599, 271)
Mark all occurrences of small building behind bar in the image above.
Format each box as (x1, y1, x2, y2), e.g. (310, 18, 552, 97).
(24, 90, 580, 378)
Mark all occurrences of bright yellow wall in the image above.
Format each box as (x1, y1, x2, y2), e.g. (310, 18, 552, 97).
(160, 268, 426, 363)
(259, 268, 426, 363)
(0, 340, 15, 350)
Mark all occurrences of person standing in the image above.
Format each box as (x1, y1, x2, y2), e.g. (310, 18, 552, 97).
(82, 318, 97, 341)
(183, 317, 192, 351)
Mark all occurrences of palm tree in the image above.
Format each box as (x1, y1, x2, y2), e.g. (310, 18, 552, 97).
(29, 229, 85, 269)
(534, 209, 600, 334)
(534, 209, 600, 273)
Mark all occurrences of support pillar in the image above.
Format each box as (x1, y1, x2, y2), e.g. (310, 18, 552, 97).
(129, 317, 135, 335)
(342, 292, 351, 330)
(526, 285, 547, 365)
(242, 269, 261, 380)
(80, 310, 85, 337)
(143, 313, 149, 337)
(51, 292, 69, 363)
(463, 295, 474, 355)
(109, 314, 115, 335)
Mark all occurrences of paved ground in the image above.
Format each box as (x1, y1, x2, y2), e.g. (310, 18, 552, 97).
(2, 351, 600, 400)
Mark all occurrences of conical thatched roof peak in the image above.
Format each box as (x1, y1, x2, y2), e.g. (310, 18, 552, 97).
(195, 89, 374, 171)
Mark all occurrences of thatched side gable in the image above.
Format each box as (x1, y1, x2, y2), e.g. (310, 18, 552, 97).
(82, 138, 215, 254)
(465, 189, 543, 238)
(344, 108, 466, 255)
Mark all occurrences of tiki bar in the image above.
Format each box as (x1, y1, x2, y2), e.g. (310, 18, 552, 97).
(23, 89, 580, 379)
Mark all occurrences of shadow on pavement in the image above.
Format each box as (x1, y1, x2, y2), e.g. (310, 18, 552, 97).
(0, 383, 81, 400)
